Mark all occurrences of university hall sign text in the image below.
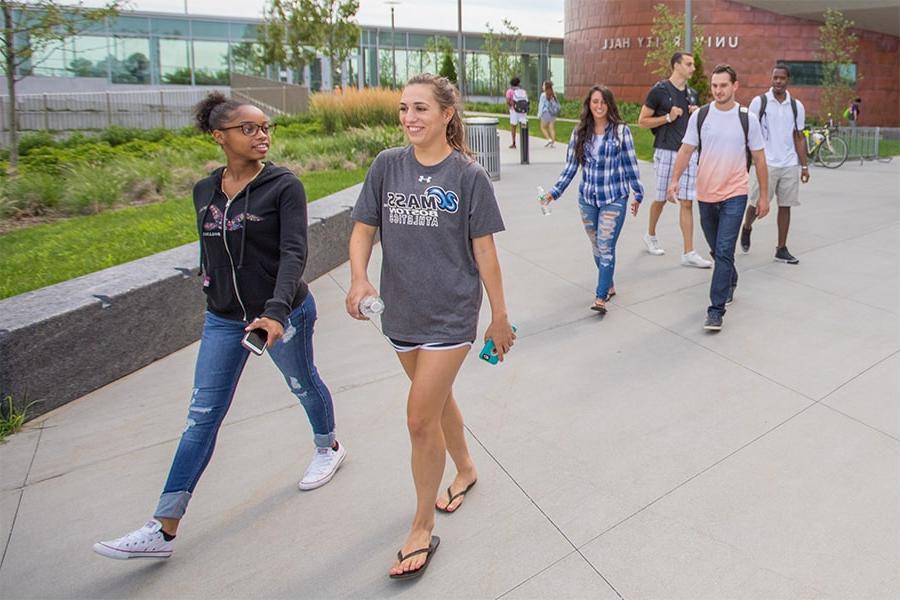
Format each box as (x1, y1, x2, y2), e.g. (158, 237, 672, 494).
(601, 35, 740, 50)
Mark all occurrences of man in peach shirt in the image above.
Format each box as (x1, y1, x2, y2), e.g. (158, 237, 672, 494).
(668, 64, 769, 332)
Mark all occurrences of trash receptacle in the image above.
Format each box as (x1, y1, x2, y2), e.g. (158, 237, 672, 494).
(464, 117, 501, 181)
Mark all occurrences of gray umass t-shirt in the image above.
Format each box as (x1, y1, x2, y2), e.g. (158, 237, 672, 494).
(351, 146, 505, 343)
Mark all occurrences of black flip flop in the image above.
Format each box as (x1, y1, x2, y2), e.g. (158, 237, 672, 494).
(436, 480, 477, 514)
(389, 536, 441, 581)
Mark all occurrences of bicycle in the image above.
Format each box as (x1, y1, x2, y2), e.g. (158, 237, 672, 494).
(803, 118, 848, 169)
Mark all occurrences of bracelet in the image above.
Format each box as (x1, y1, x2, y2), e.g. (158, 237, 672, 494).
(801, 166, 809, 170)
(665, 114, 672, 124)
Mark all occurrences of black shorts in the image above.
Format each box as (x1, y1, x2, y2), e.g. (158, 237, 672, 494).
(387, 338, 474, 353)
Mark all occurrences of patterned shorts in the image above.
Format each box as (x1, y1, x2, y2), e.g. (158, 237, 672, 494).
(653, 148, 698, 202)
(388, 338, 474, 353)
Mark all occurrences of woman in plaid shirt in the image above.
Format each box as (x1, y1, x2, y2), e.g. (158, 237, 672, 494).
(542, 84, 644, 314)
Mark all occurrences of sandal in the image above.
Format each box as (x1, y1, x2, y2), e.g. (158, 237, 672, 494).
(590, 299, 607, 314)
(389, 536, 441, 580)
(436, 480, 477, 514)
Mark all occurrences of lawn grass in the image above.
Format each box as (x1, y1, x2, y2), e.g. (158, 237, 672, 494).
(0, 166, 369, 299)
(879, 138, 900, 157)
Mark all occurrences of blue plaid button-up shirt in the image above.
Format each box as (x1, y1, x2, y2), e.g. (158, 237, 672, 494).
(549, 122, 644, 206)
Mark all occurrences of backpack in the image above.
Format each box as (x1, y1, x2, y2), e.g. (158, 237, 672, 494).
(512, 88, 529, 114)
(756, 93, 798, 139)
(653, 80, 698, 118)
(696, 103, 753, 172)
(547, 97, 561, 117)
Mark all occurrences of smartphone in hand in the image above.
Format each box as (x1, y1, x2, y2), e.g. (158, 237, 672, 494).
(241, 329, 268, 356)
(479, 325, 517, 365)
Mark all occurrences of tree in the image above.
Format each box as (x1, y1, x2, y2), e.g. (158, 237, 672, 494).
(1, 0, 120, 174)
(258, 0, 359, 90)
(644, 3, 705, 80)
(689, 49, 710, 104)
(816, 8, 859, 122)
(483, 19, 522, 97)
(423, 35, 453, 73)
(231, 41, 266, 76)
(439, 50, 456, 84)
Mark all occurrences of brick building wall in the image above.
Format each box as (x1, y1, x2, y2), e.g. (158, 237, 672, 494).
(564, 0, 900, 126)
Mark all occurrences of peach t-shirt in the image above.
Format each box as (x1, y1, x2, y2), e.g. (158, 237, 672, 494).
(682, 103, 765, 203)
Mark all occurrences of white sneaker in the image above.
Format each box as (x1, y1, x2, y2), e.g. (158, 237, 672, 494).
(93, 520, 174, 560)
(643, 233, 665, 255)
(681, 250, 712, 268)
(298, 442, 346, 490)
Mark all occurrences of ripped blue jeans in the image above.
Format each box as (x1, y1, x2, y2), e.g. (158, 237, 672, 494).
(155, 292, 335, 519)
(579, 197, 628, 301)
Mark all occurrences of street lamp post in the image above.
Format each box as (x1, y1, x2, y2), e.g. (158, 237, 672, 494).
(457, 0, 465, 97)
(685, 0, 693, 52)
(385, 1, 401, 87)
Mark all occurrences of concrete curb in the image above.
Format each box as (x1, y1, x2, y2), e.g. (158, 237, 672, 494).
(0, 183, 364, 420)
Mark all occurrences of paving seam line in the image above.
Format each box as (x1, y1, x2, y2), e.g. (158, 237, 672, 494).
(0, 422, 43, 572)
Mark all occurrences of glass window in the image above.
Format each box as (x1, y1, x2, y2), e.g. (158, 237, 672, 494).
(780, 60, 857, 86)
(193, 40, 230, 84)
(190, 20, 230, 40)
(549, 56, 565, 95)
(109, 36, 151, 84)
(230, 22, 259, 41)
(151, 17, 189, 37)
(30, 40, 69, 77)
(109, 15, 149, 35)
(231, 42, 265, 76)
(68, 35, 110, 78)
(159, 38, 191, 84)
(407, 33, 432, 48)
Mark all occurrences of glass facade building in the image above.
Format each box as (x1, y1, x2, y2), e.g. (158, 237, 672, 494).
(21, 10, 564, 97)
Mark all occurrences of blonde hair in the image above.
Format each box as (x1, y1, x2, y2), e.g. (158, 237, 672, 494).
(405, 73, 473, 159)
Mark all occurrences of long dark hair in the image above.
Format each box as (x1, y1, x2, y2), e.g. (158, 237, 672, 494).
(406, 73, 473, 159)
(573, 85, 624, 166)
(542, 80, 556, 102)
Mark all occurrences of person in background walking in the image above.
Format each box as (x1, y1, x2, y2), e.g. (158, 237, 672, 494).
(638, 51, 712, 269)
(741, 64, 809, 264)
(93, 92, 345, 561)
(538, 80, 560, 147)
(347, 74, 515, 580)
(668, 64, 768, 332)
(847, 97, 861, 127)
(506, 76, 529, 149)
(542, 84, 644, 314)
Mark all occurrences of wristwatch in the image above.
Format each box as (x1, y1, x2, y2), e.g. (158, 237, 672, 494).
(665, 114, 672, 124)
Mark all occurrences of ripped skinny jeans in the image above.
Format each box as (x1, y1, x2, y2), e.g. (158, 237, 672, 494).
(579, 197, 628, 300)
(155, 292, 335, 519)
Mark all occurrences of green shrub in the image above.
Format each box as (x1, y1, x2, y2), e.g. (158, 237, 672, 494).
(62, 162, 127, 214)
(18, 131, 58, 155)
(1, 171, 65, 216)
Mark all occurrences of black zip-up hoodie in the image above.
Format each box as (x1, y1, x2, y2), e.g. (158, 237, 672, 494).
(194, 162, 308, 326)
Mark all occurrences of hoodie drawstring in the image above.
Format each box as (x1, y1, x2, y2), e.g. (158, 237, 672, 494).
(198, 186, 217, 277)
(237, 185, 250, 269)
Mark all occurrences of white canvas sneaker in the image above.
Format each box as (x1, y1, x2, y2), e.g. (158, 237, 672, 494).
(681, 250, 713, 268)
(93, 520, 174, 560)
(298, 442, 346, 491)
(642, 233, 665, 255)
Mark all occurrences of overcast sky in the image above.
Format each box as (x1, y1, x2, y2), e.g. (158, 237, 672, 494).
(78, 0, 566, 37)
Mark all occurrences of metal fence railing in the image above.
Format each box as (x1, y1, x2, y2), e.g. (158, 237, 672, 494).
(833, 126, 882, 161)
(0, 88, 224, 144)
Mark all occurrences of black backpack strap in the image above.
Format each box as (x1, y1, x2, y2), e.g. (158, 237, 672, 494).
(739, 106, 751, 171)
(696, 104, 710, 157)
(757, 94, 767, 124)
(790, 97, 799, 133)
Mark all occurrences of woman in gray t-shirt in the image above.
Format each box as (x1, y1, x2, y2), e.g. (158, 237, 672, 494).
(347, 74, 516, 580)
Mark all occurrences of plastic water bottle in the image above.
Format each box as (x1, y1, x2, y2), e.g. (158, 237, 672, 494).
(359, 295, 385, 318)
(537, 185, 552, 216)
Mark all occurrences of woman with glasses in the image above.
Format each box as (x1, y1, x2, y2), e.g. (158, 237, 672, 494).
(93, 92, 345, 560)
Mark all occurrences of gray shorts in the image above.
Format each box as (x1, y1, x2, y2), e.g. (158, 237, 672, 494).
(653, 148, 697, 202)
(749, 166, 801, 207)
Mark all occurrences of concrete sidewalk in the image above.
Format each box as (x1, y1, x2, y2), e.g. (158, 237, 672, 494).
(1, 137, 898, 599)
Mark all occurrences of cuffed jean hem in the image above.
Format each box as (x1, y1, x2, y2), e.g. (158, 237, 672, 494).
(315, 431, 336, 448)
(154, 491, 192, 520)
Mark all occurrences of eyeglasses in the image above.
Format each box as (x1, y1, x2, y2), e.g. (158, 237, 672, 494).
(218, 122, 276, 136)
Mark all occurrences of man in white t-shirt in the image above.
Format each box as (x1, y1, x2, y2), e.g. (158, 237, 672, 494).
(668, 64, 769, 332)
(740, 64, 809, 265)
